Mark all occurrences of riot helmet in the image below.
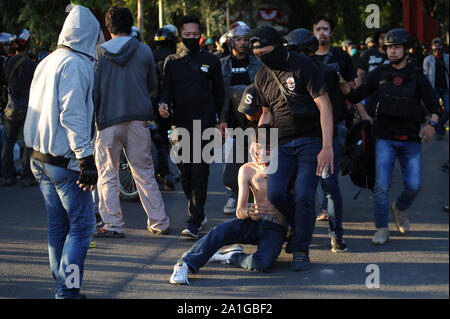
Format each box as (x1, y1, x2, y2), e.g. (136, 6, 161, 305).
(154, 24, 178, 49)
(10, 29, 31, 52)
(384, 28, 412, 64)
(130, 26, 142, 41)
(383, 28, 412, 48)
(283, 28, 318, 54)
(226, 21, 252, 51)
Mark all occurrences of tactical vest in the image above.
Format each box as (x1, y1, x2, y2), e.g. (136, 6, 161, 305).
(376, 64, 425, 123)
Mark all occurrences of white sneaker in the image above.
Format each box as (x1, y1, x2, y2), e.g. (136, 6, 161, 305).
(223, 198, 237, 215)
(208, 245, 243, 264)
(371, 228, 389, 245)
(170, 261, 190, 285)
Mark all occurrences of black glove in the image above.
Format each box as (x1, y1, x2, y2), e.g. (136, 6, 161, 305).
(78, 155, 98, 186)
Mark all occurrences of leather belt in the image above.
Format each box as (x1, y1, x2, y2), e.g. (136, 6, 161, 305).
(262, 214, 289, 229)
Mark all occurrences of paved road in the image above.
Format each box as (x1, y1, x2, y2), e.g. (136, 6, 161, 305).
(0, 137, 448, 300)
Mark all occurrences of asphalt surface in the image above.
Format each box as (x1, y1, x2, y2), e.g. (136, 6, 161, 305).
(0, 136, 448, 300)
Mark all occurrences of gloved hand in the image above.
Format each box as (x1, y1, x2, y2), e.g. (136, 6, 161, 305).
(78, 155, 98, 188)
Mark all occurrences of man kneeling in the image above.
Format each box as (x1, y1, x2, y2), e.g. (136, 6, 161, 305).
(170, 125, 287, 285)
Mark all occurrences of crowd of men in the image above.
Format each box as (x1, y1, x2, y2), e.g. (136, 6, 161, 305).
(0, 4, 448, 298)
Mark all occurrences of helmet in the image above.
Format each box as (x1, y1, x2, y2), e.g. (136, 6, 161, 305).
(226, 21, 252, 50)
(0, 32, 11, 44)
(431, 37, 443, 49)
(204, 37, 214, 46)
(154, 24, 178, 46)
(383, 28, 412, 48)
(10, 29, 31, 51)
(130, 26, 142, 41)
(282, 28, 318, 53)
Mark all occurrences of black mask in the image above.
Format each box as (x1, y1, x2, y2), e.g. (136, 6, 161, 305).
(256, 45, 288, 70)
(182, 37, 200, 54)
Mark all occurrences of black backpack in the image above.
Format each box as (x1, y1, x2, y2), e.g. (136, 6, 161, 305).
(339, 120, 376, 198)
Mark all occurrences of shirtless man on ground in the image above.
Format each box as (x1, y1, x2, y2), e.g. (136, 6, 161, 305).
(170, 125, 288, 285)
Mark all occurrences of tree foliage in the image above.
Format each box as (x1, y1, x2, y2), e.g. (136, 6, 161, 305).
(0, 0, 448, 51)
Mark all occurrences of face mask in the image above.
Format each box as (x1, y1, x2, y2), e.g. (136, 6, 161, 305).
(433, 49, 443, 59)
(350, 48, 358, 56)
(182, 37, 200, 54)
(256, 45, 288, 70)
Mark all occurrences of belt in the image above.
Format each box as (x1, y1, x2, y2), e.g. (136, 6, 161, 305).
(262, 214, 289, 229)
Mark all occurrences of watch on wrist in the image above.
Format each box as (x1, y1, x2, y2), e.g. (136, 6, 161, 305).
(428, 120, 437, 128)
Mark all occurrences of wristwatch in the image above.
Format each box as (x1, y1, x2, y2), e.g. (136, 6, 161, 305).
(427, 120, 437, 128)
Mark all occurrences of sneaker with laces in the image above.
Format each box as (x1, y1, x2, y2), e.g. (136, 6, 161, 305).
(291, 251, 310, 271)
(208, 245, 243, 264)
(390, 202, 410, 234)
(170, 261, 190, 285)
(371, 228, 389, 245)
(94, 227, 125, 238)
(223, 198, 237, 215)
(331, 237, 347, 252)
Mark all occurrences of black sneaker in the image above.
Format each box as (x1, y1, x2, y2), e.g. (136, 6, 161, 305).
(94, 227, 125, 238)
(331, 237, 347, 252)
(291, 251, 310, 272)
(1, 177, 16, 187)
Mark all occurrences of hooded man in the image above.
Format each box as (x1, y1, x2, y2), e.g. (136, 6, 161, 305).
(24, 5, 100, 299)
(93, 6, 170, 238)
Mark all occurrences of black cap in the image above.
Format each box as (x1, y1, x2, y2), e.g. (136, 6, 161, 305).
(238, 84, 259, 116)
(250, 26, 281, 48)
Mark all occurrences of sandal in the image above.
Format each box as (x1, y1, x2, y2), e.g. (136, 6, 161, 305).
(316, 211, 329, 221)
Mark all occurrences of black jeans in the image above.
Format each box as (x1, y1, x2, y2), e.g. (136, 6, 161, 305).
(1, 109, 32, 179)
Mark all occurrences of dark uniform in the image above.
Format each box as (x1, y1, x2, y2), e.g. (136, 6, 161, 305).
(152, 25, 179, 189)
(161, 47, 224, 236)
(344, 28, 443, 239)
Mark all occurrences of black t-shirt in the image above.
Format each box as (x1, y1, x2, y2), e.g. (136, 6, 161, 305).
(254, 52, 327, 145)
(313, 47, 356, 122)
(4, 54, 35, 110)
(357, 47, 388, 73)
(357, 47, 389, 116)
(346, 63, 441, 142)
(231, 56, 251, 86)
(435, 57, 448, 89)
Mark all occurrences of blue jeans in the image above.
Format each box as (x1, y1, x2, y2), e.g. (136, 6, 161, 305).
(435, 88, 449, 137)
(181, 218, 287, 273)
(0, 124, 5, 174)
(31, 159, 96, 299)
(318, 122, 346, 238)
(267, 137, 322, 253)
(373, 139, 422, 228)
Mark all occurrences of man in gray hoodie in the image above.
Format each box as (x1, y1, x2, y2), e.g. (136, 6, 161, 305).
(93, 6, 169, 238)
(24, 5, 100, 299)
